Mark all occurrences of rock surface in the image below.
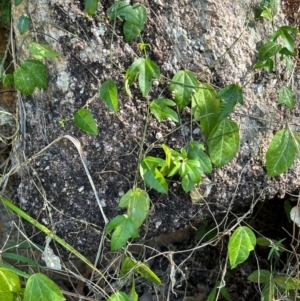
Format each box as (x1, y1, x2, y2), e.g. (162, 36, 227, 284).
(10, 0, 300, 256)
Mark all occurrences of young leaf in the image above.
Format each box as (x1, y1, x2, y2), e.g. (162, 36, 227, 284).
(121, 257, 161, 285)
(258, 41, 282, 61)
(150, 98, 179, 122)
(128, 279, 138, 301)
(186, 141, 212, 173)
(217, 84, 243, 121)
(24, 273, 65, 301)
(74, 108, 98, 135)
(228, 226, 256, 269)
(17, 14, 30, 35)
(208, 119, 240, 167)
(85, 0, 98, 16)
(107, 292, 131, 301)
(119, 188, 150, 228)
(139, 157, 168, 193)
(126, 58, 160, 97)
(105, 215, 139, 251)
(14, 59, 48, 94)
(0, 267, 21, 293)
(192, 83, 219, 136)
(169, 70, 199, 110)
(28, 42, 60, 60)
(99, 80, 118, 112)
(181, 174, 197, 193)
(178, 159, 202, 185)
(278, 86, 295, 109)
(248, 269, 272, 283)
(266, 129, 297, 176)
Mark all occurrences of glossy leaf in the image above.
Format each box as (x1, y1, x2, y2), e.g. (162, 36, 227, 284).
(139, 157, 168, 193)
(258, 41, 282, 61)
(24, 273, 65, 301)
(169, 70, 199, 110)
(119, 188, 150, 228)
(266, 129, 297, 176)
(217, 84, 243, 121)
(121, 257, 161, 285)
(74, 108, 98, 135)
(17, 14, 30, 35)
(228, 226, 256, 269)
(99, 80, 118, 112)
(105, 215, 139, 251)
(208, 119, 239, 167)
(85, 0, 98, 16)
(278, 86, 295, 109)
(126, 58, 160, 96)
(14, 59, 48, 94)
(0, 267, 21, 294)
(186, 141, 212, 173)
(150, 98, 178, 122)
(28, 42, 60, 60)
(192, 83, 219, 136)
(107, 292, 131, 301)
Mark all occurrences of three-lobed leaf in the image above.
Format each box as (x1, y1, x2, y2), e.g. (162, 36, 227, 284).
(119, 188, 150, 228)
(74, 108, 98, 135)
(24, 273, 65, 301)
(228, 226, 256, 269)
(278, 85, 295, 109)
(99, 80, 118, 112)
(170, 70, 199, 110)
(208, 119, 240, 167)
(14, 59, 48, 94)
(126, 58, 160, 96)
(150, 98, 178, 122)
(266, 129, 297, 176)
(106, 215, 139, 251)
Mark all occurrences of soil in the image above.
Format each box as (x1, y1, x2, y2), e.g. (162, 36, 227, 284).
(0, 0, 300, 300)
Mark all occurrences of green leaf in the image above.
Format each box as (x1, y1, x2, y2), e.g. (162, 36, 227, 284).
(208, 119, 240, 167)
(15, 0, 24, 6)
(262, 279, 275, 301)
(126, 58, 160, 97)
(258, 42, 282, 61)
(228, 226, 256, 269)
(169, 70, 199, 110)
(195, 221, 217, 242)
(0, 263, 30, 279)
(266, 129, 297, 176)
(248, 269, 272, 283)
(181, 174, 196, 193)
(24, 273, 65, 301)
(17, 14, 30, 35)
(14, 59, 48, 94)
(139, 157, 168, 193)
(278, 86, 295, 109)
(217, 84, 243, 121)
(1, 253, 41, 267)
(2, 74, 14, 86)
(123, 4, 147, 41)
(28, 42, 60, 60)
(128, 279, 138, 301)
(107, 292, 130, 301)
(119, 188, 150, 228)
(74, 108, 98, 135)
(0, 267, 21, 293)
(99, 80, 118, 112)
(274, 274, 300, 290)
(192, 83, 219, 136)
(105, 215, 139, 251)
(186, 141, 212, 173)
(121, 257, 161, 285)
(108, 1, 132, 20)
(85, 0, 98, 16)
(254, 57, 274, 72)
(150, 98, 179, 122)
(270, 26, 298, 52)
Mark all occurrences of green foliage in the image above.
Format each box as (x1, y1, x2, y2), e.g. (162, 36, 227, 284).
(108, 1, 147, 41)
(0, 267, 21, 301)
(121, 257, 161, 285)
(257, 0, 277, 22)
(14, 59, 48, 94)
(28, 42, 60, 60)
(126, 58, 160, 96)
(265, 129, 297, 177)
(228, 226, 256, 269)
(278, 85, 295, 109)
(85, 0, 98, 16)
(207, 281, 230, 301)
(169, 70, 199, 110)
(15, 0, 24, 6)
(150, 98, 179, 122)
(73, 108, 98, 135)
(99, 80, 119, 112)
(17, 14, 30, 35)
(1, 0, 11, 23)
(107, 292, 131, 301)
